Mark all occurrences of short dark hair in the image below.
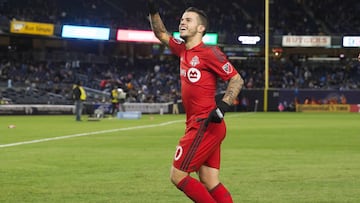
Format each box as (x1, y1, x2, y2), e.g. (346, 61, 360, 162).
(185, 7, 208, 35)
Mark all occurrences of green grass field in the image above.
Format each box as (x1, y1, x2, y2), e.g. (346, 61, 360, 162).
(1, 112, 360, 203)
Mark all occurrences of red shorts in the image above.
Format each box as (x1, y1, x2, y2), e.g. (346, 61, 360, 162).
(172, 119, 226, 172)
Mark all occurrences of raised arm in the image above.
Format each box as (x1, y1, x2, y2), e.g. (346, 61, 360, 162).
(148, 0, 171, 46)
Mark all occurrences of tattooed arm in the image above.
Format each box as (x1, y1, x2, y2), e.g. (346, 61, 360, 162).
(148, 1, 170, 46)
(206, 73, 243, 124)
(222, 73, 244, 106)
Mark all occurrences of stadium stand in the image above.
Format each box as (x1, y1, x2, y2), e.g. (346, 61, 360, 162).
(0, 0, 359, 107)
(0, 0, 359, 34)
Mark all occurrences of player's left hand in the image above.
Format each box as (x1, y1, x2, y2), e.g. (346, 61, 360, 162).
(205, 100, 231, 125)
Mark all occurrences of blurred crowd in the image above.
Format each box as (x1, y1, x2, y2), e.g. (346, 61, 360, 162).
(1, 0, 359, 35)
(0, 0, 359, 104)
(1, 54, 359, 104)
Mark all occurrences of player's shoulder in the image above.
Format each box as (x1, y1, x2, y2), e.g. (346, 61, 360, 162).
(200, 45, 227, 60)
(199, 44, 222, 53)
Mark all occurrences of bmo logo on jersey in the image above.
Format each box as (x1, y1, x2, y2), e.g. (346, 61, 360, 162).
(187, 68, 201, 83)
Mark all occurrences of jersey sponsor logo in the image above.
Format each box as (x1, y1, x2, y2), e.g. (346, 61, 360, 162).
(174, 145, 183, 161)
(190, 56, 200, 67)
(187, 68, 201, 83)
(222, 62, 234, 74)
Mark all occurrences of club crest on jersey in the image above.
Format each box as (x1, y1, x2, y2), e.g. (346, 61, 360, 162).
(222, 62, 234, 74)
(190, 56, 200, 67)
(187, 68, 201, 83)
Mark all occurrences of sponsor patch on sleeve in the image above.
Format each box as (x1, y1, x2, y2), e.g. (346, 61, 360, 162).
(222, 62, 234, 74)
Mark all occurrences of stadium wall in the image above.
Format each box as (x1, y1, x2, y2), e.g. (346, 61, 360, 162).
(244, 89, 360, 112)
(1, 89, 360, 115)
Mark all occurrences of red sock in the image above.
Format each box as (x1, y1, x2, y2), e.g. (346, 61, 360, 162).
(209, 183, 233, 203)
(177, 176, 216, 203)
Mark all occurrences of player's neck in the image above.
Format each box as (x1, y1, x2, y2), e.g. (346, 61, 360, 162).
(185, 35, 202, 50)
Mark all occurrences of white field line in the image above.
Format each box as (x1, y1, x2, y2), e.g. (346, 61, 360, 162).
(0, 113, 253, 149)
(0, 120, 184, 149)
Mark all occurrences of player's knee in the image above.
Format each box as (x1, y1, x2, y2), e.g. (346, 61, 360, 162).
(200, 178, 218, 190)
(169, 174, 177, 185)
(170, 166, 187, 185)
(169, 169, 179, 185)
(199, 170, 220, 189)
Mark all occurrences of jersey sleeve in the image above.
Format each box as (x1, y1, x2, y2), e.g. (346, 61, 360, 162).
(206, 46, 238, 81)
(168, 37, 186, 57)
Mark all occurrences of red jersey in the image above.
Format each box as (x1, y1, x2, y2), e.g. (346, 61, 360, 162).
(169, 37, 238, 124)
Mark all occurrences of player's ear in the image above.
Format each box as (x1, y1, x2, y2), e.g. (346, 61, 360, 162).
(197, 24, 205, 34)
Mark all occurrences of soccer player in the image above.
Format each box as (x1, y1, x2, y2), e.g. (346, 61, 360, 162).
(147, 1, 244, 202)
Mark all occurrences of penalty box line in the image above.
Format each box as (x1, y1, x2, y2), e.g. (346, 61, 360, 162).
(0, 120, 184, 149)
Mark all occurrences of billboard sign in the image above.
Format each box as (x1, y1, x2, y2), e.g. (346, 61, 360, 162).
(61, 25, 110, 40)
(10, 20, 54, 36)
